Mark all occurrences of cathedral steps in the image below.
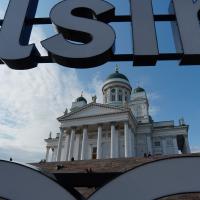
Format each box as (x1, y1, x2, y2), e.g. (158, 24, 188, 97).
(33, 154, 199, 173)
(32, 154, 200, 199)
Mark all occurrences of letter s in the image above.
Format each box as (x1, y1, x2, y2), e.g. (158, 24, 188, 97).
(41, 0, 116, 68)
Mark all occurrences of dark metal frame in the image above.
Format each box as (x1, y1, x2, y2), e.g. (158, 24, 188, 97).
(0, 14, 180, 65)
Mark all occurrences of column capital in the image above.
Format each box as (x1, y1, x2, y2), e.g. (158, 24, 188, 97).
(59, 127, 64, 132)
(110, 122, 116, 126)
(82, 126, 88, 131)
(97, 125, 103, 132)
(63, 128, 68, 134)
(70, 126, 76, 130)
(81, 125, 88, 129)
(124, 121, 130, 128)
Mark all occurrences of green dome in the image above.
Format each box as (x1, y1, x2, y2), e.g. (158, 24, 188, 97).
(76, 96, 87, 103)
(106, 70, 129, 82)
(134, 87, 145, 93)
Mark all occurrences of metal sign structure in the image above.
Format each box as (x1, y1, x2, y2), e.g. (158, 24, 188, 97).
(1, 156, 200, 200)
(0, 0, 200, 70)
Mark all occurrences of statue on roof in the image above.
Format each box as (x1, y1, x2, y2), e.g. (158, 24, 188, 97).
(92, 95, 97, 103)
(48, 132, 52, 139)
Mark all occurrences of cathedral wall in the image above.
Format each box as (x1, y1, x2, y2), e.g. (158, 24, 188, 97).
(135, 134, 148, 156)
(152, 136, 178, 155)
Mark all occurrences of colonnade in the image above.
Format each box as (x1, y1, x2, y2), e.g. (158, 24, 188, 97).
(45, 121, 135, 162)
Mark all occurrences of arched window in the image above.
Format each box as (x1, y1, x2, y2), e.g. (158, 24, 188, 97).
(111, 88, 116, 101)
(118, 89, 123, 101)
(125, 91, 128, 101)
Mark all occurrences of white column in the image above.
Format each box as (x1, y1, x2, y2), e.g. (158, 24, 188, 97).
(81, 127, 88, 160)
(97, 125, 102, 159)
(128, 128, 132, 157)
(132, 130, 136, 157)
(108, 88, 111, 103)
(115, 129, 119, 158)
(184, 136, 191, 153)
(56, 130, 64, 161)
(51, 148, 54, 162)
(63, 133, 70, 161)
(147, 135, 153, 155)
(53, 148, 58, 162)
(173, 136, 179, 154)
(124, 121, 129, 157)
(45, 147, 50, 162)
(68, 128, 75, 161)
(74, 134, 81, 160)
(110, 123, 116, 158)
(162, 137, 167, 155)
(115, 88, 118, 101)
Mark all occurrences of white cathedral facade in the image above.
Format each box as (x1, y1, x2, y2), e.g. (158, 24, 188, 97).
(45, 68, 190, 162)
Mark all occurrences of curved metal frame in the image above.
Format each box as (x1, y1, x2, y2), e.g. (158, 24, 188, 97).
(0, 160, 85, 200)
(1, 157, 200, 200)
(88, 156, 200, 200)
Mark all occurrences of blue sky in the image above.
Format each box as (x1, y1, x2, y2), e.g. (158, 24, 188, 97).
(0, 0, 200, 162)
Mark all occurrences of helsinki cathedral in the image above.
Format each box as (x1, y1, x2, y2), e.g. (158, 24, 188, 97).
(44, 67, 190, 162)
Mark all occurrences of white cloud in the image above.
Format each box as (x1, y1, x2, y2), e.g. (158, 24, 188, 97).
(0, 62, 103, 163)
(191, 146, 200, 153)
(149, 106, 160, 117)
(147, 92, 161, 117)
(147, 92, 160, 101)
(0, 1, 8, 19)
(0, 24, 102, 163)
(86, 73, 104, 103)
(30, 26, 48, 56)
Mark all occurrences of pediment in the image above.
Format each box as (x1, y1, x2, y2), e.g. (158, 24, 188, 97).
(58, 103, 126, 121)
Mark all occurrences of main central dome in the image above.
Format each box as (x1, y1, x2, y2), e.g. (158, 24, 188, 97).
(102, 66, 132, 106)
(106, 69, 129, 82)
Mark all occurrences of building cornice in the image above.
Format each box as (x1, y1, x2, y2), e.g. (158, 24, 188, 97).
(57, 102, 128, 121)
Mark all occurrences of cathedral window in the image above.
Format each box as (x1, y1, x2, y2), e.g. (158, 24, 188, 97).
(112, 95, 115, 101)
(154, 141, 161, 147)
(125, 91, 128, 101)
(118, 89, 123, 101)
(111, 88, 116, 101)
(136, 105, 142, 116)
(166, 137, 173, 146)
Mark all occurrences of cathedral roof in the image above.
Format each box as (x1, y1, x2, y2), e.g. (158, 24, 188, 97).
(106, 67, 129, 82)
(76, 96, 87, 103)
(134, 87, 145, 93)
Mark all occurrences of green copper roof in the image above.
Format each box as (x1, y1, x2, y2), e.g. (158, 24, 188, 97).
(76, 96, 87, 103)
(106, 67, 129, 82)
(134, 87, 145, 93)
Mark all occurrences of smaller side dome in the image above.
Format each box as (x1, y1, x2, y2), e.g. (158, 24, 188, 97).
(76, 96, 87, 103)
(134, 87, 145, 93)
(71, 94, 87, 112)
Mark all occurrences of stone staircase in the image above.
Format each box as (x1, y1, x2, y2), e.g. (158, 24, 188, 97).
(32, 154, 200, 199)
(33, 155, 169, 173)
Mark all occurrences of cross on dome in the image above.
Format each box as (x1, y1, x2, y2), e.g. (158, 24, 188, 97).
(115, 64, 120, 73)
